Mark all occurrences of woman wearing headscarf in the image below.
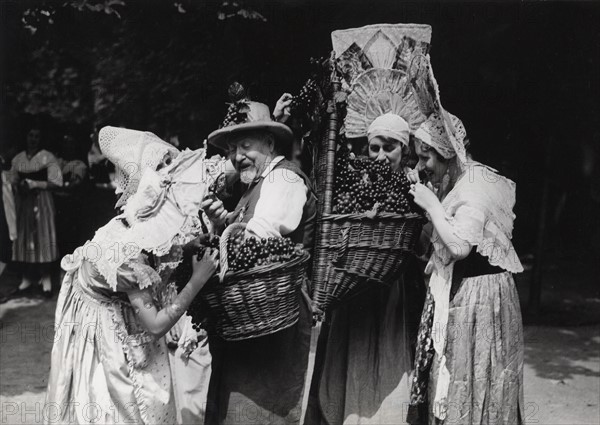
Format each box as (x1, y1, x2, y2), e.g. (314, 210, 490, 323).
(366, 112, 413, 172)
(406, 111, 524, 424)
(44, 127, 222, 424)
(306, 113, 425, 425)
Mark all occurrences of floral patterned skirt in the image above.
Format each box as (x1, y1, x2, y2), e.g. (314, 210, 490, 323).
(410, 272, 524, 425)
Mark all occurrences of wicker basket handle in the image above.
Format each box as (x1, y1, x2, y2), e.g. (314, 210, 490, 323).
(218, 222, 247, 283)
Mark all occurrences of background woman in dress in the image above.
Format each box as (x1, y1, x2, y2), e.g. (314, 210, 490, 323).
(407, 111, 524, 424)
(10, 126, 63, 296)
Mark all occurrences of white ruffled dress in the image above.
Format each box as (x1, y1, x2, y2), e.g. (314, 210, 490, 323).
(426, 163, 525, 424)
(45, 218, 180, 425)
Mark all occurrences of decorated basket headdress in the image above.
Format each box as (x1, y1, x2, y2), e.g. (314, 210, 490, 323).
(331, 24, 434, 138)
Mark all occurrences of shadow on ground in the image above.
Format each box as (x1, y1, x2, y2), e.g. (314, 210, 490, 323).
(524, 325, 600, 382)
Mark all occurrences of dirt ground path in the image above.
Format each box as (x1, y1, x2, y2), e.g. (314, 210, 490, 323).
(1, 297, 56, 425)
(1, 295, 599, 425)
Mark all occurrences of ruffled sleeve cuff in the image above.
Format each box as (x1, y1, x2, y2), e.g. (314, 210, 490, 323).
(115, 256, 163, 292)
(128, 261, 163, 290)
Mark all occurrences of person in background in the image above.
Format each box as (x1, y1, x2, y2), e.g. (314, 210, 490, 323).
(0, 148, 17, 280)
(10, 126, 63, 297)
(88, 125, 116, 186)
(83, 126, 119, 243)
(59, 132, 88, 188)
(55, 130, 90, 257)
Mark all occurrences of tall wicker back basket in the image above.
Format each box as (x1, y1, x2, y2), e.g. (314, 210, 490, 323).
(311, 24, 434, 313)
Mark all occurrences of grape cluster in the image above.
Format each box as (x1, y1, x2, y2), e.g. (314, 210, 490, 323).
(333, 152, 419, 215)
(220, 101, 249, 128)
(173, 235, 220, 292)
(172, 235, 221, 330)
(227, 232, 303, 272)
(290, 78, 318, 113)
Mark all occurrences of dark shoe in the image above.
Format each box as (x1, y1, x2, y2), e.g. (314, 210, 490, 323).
(42, 289, 53, 299)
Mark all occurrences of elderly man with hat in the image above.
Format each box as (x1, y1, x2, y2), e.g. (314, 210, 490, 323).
(202, 96, 316, 425)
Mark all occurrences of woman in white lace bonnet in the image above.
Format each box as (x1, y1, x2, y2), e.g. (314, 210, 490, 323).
(406, 111, 525, 424)
(45, 127, 221, 425)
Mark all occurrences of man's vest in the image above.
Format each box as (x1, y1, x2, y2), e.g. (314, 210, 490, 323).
(229, 159, 316, 251)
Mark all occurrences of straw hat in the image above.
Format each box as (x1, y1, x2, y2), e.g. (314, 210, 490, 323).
(207, 83, 293, 151)
(208, 101, 293, 151)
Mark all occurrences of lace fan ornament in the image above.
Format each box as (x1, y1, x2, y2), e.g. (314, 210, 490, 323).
(331, 24, 433, 139)
(345, 69, 428, 138)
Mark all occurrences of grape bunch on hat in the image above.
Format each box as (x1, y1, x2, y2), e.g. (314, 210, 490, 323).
(207, 82, 294, 151)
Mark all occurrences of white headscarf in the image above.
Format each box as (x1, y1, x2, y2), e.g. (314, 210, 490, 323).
(367, 113, 410, 146)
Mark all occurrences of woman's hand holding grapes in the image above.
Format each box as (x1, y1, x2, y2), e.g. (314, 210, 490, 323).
(406, 168, 421, 184)
(409, 181, 443, 217)
(191, 248, 219, 287)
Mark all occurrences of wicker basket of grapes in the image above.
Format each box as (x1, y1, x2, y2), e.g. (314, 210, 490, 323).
(199, 223, 310, 341)
(312, 143, 425, 313)
(309, 29, 433, 312)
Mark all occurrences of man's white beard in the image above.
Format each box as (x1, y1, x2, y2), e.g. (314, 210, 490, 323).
(240, 166, 258, 184)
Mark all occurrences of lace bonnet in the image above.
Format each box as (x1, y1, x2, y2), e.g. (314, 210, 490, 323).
(99, 126, 180, 208)
(63, 145, 227, 290)
(413, 111, 467, 162)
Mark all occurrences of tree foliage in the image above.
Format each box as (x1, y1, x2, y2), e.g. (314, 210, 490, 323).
(4, 0, 271, 140)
